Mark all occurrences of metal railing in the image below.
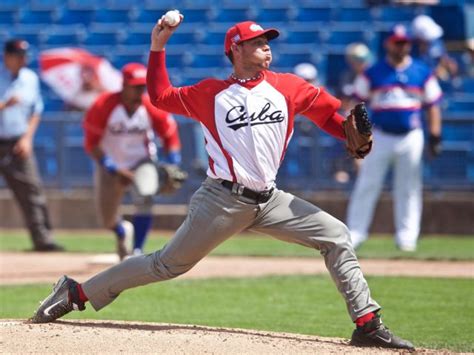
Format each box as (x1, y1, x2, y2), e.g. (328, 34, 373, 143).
(6, 111, 472, 194)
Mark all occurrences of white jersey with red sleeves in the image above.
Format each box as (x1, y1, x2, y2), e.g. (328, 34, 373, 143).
(148, 51, 341, 191)
(83, 92, 180, 170)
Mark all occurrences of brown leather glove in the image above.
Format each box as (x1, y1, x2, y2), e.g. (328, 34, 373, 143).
(342, 103, 373, 159)
(158, 164, 188, 194)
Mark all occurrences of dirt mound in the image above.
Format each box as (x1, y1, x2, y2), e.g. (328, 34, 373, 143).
(1, 319, 448, 354)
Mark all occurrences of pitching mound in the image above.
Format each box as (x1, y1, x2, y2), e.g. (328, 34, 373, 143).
(1, 319, 445, 354)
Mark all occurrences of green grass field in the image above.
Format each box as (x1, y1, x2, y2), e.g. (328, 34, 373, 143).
(1, 276, 473, 352)
(1, 230, 473, 260)
(1, 230, 473, 351)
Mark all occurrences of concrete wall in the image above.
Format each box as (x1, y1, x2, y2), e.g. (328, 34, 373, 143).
(0, 189, 473, 234)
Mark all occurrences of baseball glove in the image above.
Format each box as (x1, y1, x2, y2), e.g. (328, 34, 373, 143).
(343, 103, 373, 159)
(158, 164, 188, 194)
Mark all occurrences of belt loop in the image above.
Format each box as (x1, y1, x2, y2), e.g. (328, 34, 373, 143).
(231, 183, 245, 196)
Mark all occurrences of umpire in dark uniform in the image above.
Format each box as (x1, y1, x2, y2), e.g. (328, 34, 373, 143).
(0, 39, 63, 251)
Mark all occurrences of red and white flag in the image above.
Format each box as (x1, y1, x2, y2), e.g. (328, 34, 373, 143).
(40, 48, 122, 110)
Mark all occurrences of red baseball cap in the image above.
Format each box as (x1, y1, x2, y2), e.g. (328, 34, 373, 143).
(387, 24, 412, 42)
(224, 21, 279, 55)
(122, 63, 147, 86)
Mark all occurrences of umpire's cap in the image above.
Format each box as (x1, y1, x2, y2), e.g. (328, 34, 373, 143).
(224, 21, 279, 55)
(4, 39, 29, 55)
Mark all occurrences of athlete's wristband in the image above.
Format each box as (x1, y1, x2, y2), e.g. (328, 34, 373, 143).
(99, 155, 117, 174)
(166, 151, 182, 165)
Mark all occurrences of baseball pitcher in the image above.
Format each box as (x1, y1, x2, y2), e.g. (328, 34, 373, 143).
(32, 15, 413, 351)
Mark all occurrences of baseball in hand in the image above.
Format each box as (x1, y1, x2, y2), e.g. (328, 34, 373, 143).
(164, 10, 180, 27)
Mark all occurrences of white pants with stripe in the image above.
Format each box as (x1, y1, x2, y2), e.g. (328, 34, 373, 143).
(347, 128, 424, 250)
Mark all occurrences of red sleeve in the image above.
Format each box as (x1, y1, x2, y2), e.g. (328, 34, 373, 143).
(143, 95, 181, 152)
(296, 84, 341, 127)
(320, 112, 346, 140)
(272, 73, 341, 127)
(147, 50, 194, 117)
(273, 73, 343, 139)
(82, 92, 119, 153)
(147, 50, 229, 122)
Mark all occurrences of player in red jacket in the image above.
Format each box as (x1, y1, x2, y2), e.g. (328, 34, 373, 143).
(83, 63, 181, 260)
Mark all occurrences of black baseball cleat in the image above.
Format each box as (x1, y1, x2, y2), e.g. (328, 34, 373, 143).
(350, 313, 415, 351)
(30, 275, 85, 323)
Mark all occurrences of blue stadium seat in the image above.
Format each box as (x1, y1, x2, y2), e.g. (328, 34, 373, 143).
(220, 0, 256, 6)
(83, 31, 119, 46)
(430, 5, 465, 41)
(214, 8, 253, 23)
(34, 146, 59, 183)
(28, 57, 39, 71)
(454, 78, 474, 94)
(326, 30, 367, 46)
(273, 51, 313, 67)
(325, 53, 348, 89)
(121, 30, 150, 45)
(135, 9, 166, 24)
(428, 148, 470, 181)
(373, 6, 416, 23)
(64, 123, 84, 140)
(445, 97, 474, 114)
(0, 10, 18, 26)
(35, 120, 61, 146)
(57, 9, 95, 25)
(43, 31, 80, 46)
(333, 7, 373, 23)
(166, 53, 185, 68)
(180, 68, 215, 86)
(167, 31, 199, 45)
(285, 30, 321, 44)
(94, 9, 131, 24)
(112, 54, 146, 69)
(181, 8, 212, 23)
(10, 29, 43, 46)
(442, 122, 474, 142)
(0, 0, 24, 10)
(294, 7, 331, 23)
(182, 0, 215, 6)
(44, 97, 66, 111)
(202, 30, 226, 45)
(256, 7, 292, 23)
(191, 54, 226, 68)
(66, 0, 97, 8)
(30, 0, 65, 9)
(61, 121, 89, 185)
(109, 0, 144, 7)
(61, 144, 93, 186)
(19, 9, 55, 25)
(144, 0, 180, 8)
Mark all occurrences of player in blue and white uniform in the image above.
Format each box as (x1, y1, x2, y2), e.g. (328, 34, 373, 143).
(347, 24, 442, 251)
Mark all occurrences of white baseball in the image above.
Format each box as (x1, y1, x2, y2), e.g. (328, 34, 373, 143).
(164, 10, 180, 27)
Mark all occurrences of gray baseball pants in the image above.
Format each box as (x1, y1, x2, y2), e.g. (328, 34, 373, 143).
(83, 177, 380, 321)
(94, 165, 153, 229)
(0, 140, 55, 249)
